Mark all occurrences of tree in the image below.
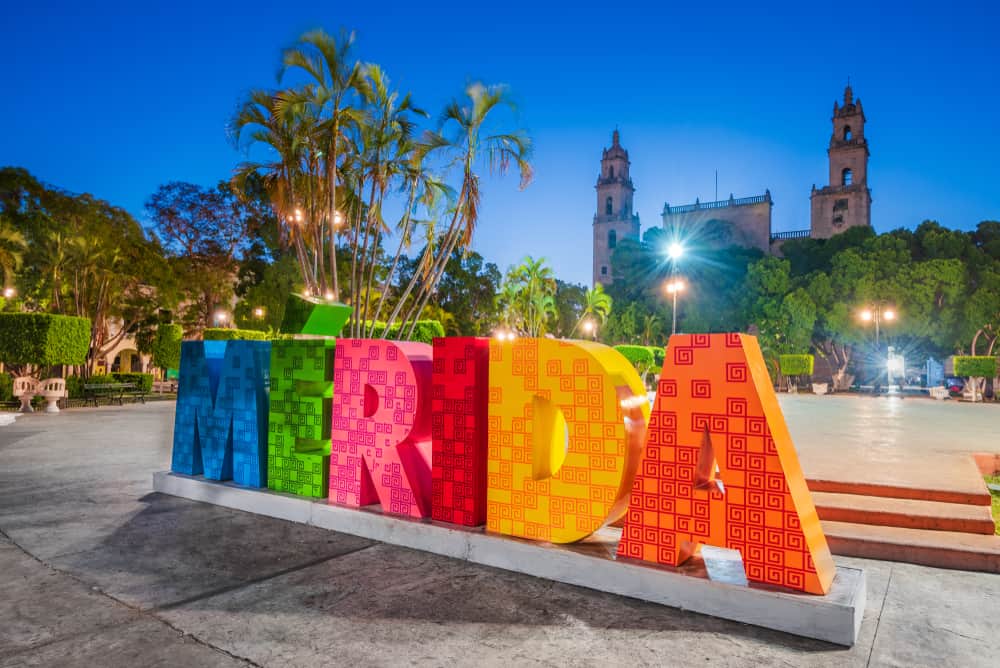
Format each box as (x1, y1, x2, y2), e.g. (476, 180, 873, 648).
(571, 283, 612, 336)
(428, 249, 501, 336)
(0, 215, 26, 287)
(146, 181, 261, 331)
(390, 82, 533, 338)
(497, 256, 557, 337)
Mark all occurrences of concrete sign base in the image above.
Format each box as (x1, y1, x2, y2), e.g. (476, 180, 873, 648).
(153, 471, 866, 646)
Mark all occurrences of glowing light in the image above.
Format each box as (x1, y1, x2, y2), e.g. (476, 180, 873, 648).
(859, 309, 873, 322)
(294, 208, 304, 223)
(253, 307, 265, 318)
(333, 211, 344, 226)
(2, 287, 14, 299)
(582, 320, 595, 334)
(665, 279, 685, 294)
(667, 243, 684, 260)
(883, 309, 896, 321)
(214, 310, 229, 324)
(494, 329, 516, 341)
(324, 291, 335, 301)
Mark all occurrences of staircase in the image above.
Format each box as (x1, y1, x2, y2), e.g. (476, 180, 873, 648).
(808, 478, 1000, 573)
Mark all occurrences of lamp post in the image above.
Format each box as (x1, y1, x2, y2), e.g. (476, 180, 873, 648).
(858, 303, 896, 348)
(252, 306, 266, 320)
(214, 310, 230, 328)
(665, 279, 685, 336)
(582, 319, 597, 341)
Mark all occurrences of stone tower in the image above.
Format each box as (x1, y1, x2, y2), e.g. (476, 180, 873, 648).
(810, 85, 872, 238)
(593, 129, 640, 285)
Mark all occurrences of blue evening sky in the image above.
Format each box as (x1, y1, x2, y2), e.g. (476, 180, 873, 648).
(3, 1, 998, 285)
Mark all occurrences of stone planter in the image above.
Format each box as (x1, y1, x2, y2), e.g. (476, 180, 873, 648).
(40, 378, 66, 414)
(812, 383, 829, 395)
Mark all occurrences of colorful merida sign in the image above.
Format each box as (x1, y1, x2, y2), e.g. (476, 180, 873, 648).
(171, 332, 835, 595)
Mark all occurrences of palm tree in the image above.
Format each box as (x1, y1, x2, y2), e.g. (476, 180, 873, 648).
(231, 89, 321, 295)
(280, 29, 369, 301)
(0, 217, 26, 288)
(390, 82, 532, 338)
(572, 282, 613, 336)
(496, 256, 557, 337)
(641, 313, 661, 345)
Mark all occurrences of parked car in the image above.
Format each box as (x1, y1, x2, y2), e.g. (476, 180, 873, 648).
(944, 376, 965, 396)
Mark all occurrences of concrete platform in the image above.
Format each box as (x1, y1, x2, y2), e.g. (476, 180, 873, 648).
(153, 471, 866, 646)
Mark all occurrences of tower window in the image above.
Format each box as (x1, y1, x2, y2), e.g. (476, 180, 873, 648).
(609, 166, 614, 179)
(842, 168, 853, 186)
(606, 196, 613, 216)
(601, 266, 608, 275)
(608, 230, 617, 249)
(843, 126, 852, 141)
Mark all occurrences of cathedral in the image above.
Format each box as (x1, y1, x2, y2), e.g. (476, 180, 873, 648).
(592, 85, 873, 285)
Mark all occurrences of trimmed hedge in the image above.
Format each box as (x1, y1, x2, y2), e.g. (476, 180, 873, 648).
(0, 313, 91, 366)
(954, 356, 998, 378)
(112, 372, 154, 393)
(151, 323, 183, 370)
(203, 327, 270, 341)
(779, 354, 815, 377)
(0, 372, 11, 401)
(383, 320, 445, 344)
(647, 346, 666, 368)
(614, 345, 656, 372)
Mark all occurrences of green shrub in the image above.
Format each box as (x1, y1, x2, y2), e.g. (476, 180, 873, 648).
(384, 320, 445, 344)
(779, 354, 814, 377)
(614, 345, 656, 372)
(66, 374, 115, 399)
(151, 324, 183, 370)
(0, 313, 91, 366)
(111, 372, 153, 392)
(203, 327, 270, 341)
(0, 372, 12, 401)
(646, 345, 666, 367)
(954, 356, 998, 378)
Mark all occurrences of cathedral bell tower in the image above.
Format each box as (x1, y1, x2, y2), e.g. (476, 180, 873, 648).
(593, 129, 641, 286)
(809, 85, 872, 238)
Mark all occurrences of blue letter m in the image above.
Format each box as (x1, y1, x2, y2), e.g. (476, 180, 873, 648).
(171, 340, 271, 487)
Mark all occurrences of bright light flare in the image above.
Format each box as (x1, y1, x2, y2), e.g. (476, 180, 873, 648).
(665, 279, 685, 294)
(253, 307, 265, 318)
(667, 242, 684, 260)
(214, 310, 229, 324)
(582, 320, 595, 334)
(883, 309, 896, 321)
(294, 208, 304, 223)
(324, 291, 335, 301)
(494, 329, 517, 341)
(333, 211, 345, 226)
(859, 309, 873, 322)
(2, 287, 14, 299)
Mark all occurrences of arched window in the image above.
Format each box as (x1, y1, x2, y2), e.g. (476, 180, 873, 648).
(842, 168, 853, 186)
(609, 166, 615, 179)
(608, 229, 617, 249)
(843, 126, 852, 141)
(605, 196, 613, 215)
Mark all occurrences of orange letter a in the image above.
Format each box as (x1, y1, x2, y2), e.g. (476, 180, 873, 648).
(617, 333, 836, 595)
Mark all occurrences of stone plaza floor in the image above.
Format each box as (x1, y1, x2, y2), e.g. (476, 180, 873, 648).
(0, 400, 998, 667)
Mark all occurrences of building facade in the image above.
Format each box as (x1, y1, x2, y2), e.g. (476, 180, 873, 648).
(592, 130, 641, 286)
(590, 86, 873, 283)
(661, 191, 773, 254)
(809, 85, 872, 238)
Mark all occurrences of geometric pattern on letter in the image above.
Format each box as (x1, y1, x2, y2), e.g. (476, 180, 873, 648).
(431, 337, 490, 526)
(330, 339, 433, 518)
(487, 338, 649, 543)
(171, 340, 271, 488)
(616, 333, 836, 595)
(267, 339, 335, 498)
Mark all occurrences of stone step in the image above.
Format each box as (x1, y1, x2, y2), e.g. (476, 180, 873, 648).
(812, 491, 996, 535)
(822, 520, 1000, 573)
(807, 477, 991, 507)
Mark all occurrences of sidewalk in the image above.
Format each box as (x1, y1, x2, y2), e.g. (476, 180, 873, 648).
(1, 403, 998, 667)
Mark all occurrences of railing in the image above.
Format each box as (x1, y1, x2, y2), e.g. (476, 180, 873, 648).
(770, 229, 811, 240)
(663, 193, 770, 215)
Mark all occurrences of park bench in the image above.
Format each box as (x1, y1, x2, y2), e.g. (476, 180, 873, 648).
(83, 382, 146, 407)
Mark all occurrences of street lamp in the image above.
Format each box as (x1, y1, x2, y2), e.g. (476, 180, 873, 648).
(667, 242, 684, 261)
(665, 279, 686, 335)
(252, 306, 266, 319)
(333, 210, 344, 227)
(214, 310, 230, 327)
(858, 303, 897, 347)
(582, 319, 597, 340)
(2, 287, 14, 299)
